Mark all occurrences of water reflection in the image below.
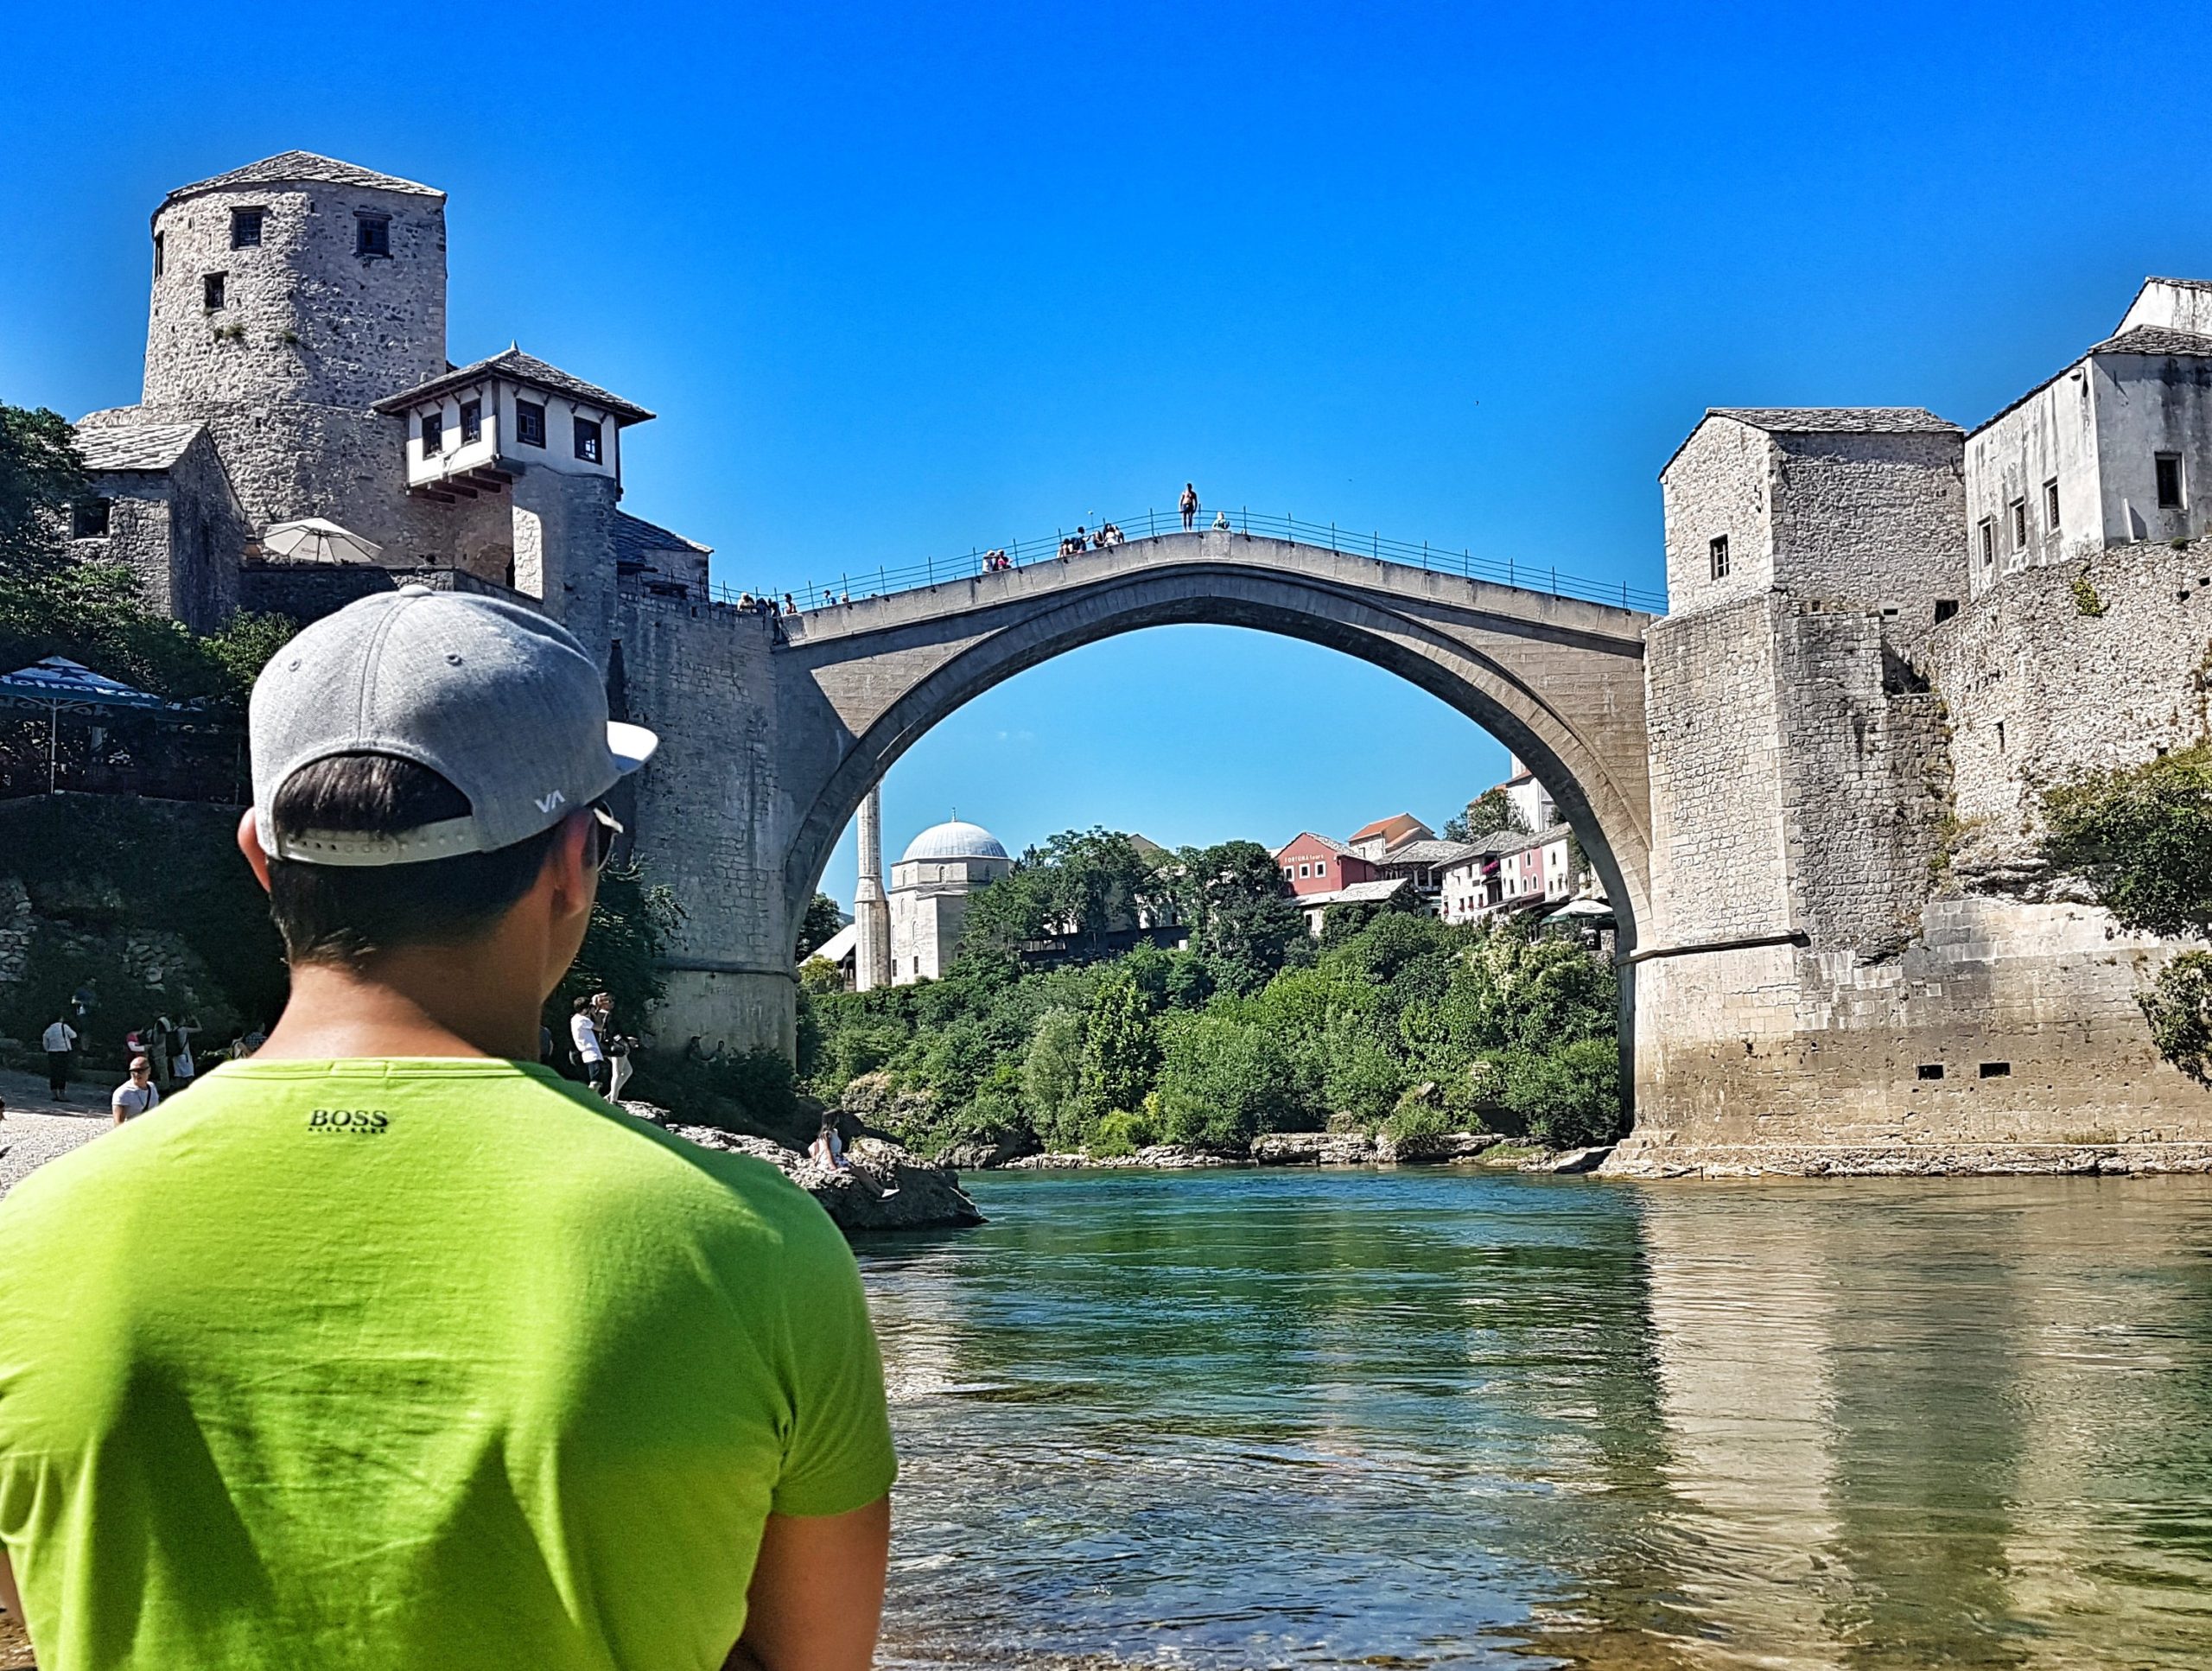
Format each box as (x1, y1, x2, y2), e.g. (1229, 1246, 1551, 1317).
(861, 1171, 2212, 1669)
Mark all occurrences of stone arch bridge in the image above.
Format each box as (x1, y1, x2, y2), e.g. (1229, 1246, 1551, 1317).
(616, 527, 1656, 1064)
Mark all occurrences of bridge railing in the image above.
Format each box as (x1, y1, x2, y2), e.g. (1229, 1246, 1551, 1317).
(709, 509, 1669, 615)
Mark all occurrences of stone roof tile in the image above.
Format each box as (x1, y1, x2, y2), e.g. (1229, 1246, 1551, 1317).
(1710, 407, 1962, 436)
(161, 151, 442, 213)
(372, 347, 654, 425)
(2091, 326, 2212, 358)
(613, 511, 712, 566)
(73, 422, 206, 473)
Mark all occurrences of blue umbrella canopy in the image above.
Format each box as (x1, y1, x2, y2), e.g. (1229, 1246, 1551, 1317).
(0, 657, 175, 714)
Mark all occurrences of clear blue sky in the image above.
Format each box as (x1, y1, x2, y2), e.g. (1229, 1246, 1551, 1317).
(4, 3, 2204, 908)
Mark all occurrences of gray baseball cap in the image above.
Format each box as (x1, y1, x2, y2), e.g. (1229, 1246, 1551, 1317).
(251, 585, 658, 866)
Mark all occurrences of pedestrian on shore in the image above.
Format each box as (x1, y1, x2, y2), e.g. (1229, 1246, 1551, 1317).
(1180, 481, 1198, 531)
(0, 587, 894, 1670)
(168, 1016, 200, 1088)
(40, 1014, 77, 1102)
(111, 1056, 159, 1127)
(570, 993, 608, 1096)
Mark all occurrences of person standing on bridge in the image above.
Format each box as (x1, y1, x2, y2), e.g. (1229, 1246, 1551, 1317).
(0, 587, 895, 1671)
(1180, 481, 1199, 531)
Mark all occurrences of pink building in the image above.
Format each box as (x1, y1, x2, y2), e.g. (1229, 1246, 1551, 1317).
(1274, 831, 1375, 896)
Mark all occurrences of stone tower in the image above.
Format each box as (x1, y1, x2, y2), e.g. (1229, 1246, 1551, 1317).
(130, 152, 448, 548)
(853, 785, 891, 992)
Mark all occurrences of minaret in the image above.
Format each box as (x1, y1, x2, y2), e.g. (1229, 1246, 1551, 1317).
(854, 785, 891, 992)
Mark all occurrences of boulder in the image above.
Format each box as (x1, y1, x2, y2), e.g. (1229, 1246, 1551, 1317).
(1089, 1145, 1248, 1170)
(934, 1128, 1041, 1171)
(999, 1151, 1090, 1170)
(1521, 1145, 1615, 1174)
(634, 1105, 983, 1230)
(1377, 1130, 1503, 1165)
(1250, 1131, 1380, 1166)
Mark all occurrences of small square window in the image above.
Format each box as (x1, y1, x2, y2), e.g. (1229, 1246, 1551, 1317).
(203, 272, 226, 310)
(574, 417, 602, 463)
(1934, 598, 1960, 623)
(421, 412, 443, 456)
(2010, 499, 2027, 550)
(152, 231, 164, 276)
(1709, 534, 1731, 580)
(1916, 1064, 1944, 1080)
(1979, 1060, 2012, 1078)
(231, 208, 264, 249)
(515, 401, 546, 448)
(2044, 478, 2060, 530)
(2156, 454, 2184, 510)
(1314, 861, 1327, 877)
(72, 499, 111, 539)
(459, 399, 481, 445)
(1979, 518, 1995, 566)
(355, 213, 391, 257)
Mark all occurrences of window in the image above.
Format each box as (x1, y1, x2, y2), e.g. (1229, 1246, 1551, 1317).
(515, 400, 546, 448)
(152, 231, 163, 276)
(1709, 534, 1730, 580)
(1979, 518, 1995, 567)
(1314, 860, 1327, 877)
(574, 416, 603, 464)
(2156, 453, 2184, 509)
(2010, 498, 2027, 550)
(1934, 598, 1960, 623)
(1298, 863, 1311, 878)
(71, 499, 111, 538)
(1979, 1061, 2012, 1078)
(2044, 478, 2061, 530)
(203, 272, 226, 310)
(231, 207, 264, 248)
(355, 213, 391, 257)
(421, 411, 443, 456)
(459, 399, 481, 445)
(1996, 720, 2005, 753)
(1916, 1064, 1944, 1081)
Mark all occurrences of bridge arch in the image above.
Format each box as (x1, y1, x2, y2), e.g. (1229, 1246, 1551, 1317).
(774, 531, 1654, 955)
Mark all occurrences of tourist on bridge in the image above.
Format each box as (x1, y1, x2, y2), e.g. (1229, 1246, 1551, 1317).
(40, 1013, 77, 1101)
(1212, 510, 1230, 531)
(111, 1055, 160, 1126)
(1180, 481, 1199, 530)
(0, 586, 895, 1670)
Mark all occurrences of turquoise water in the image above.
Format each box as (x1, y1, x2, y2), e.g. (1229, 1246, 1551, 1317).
(858, 1167, 2212, 1669)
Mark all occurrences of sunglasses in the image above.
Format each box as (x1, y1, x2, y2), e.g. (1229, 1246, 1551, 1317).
(585, 802, 624, 870)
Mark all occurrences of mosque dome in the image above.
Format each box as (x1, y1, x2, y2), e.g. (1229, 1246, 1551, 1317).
(899, 820, 1009, 863)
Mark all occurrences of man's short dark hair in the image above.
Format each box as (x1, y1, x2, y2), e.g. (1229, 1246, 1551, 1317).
(268, 753, 562, 968)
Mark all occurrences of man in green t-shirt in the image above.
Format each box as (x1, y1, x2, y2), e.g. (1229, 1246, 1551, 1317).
(0, 588, 897, 1670)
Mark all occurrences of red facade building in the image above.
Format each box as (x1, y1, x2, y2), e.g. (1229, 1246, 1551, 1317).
(1274, 832, 1376, 897)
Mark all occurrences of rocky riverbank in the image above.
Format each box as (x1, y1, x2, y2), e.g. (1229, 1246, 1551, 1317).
(978, 1130, 1613, 1173)
(1603, 1134, 2212, 1178)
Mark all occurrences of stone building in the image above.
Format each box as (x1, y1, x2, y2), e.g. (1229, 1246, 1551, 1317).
(1626, 276, 2212, 1167)
(887, 821, 1011, 985)
(66, 151, 711, 652)
(1964, 279, 2212, 594)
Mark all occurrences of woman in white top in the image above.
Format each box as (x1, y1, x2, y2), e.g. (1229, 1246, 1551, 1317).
(569, 996, 608, 1096)
(111, 1056, 161, 1127)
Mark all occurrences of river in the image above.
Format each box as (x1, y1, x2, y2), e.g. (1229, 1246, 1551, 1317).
(859, 1167, 2212, 1670)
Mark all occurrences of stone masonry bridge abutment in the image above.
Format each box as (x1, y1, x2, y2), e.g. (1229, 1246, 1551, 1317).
(620, 529, 1656, 1070)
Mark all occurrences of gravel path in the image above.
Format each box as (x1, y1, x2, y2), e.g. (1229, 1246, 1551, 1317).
(0, 1064, 118, 1200)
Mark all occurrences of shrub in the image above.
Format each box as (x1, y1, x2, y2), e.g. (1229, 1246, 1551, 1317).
(1501, 1038, 1622, 1149)
(1089, 1106, 1159, 1158)
(1380, 1088, 1454, 1147)
(2140, 952, 2212, 1085)
(2042, 743, 2212, 939)
(1154, 1013, 1299, 1147)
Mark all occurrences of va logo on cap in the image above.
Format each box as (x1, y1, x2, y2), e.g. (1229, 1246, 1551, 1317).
(536, 791, 567, 815)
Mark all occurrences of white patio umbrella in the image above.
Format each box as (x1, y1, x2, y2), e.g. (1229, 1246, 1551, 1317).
(261, 517, 384, 565)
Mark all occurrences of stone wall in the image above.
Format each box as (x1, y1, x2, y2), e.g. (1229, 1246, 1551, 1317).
(1770, 431, 1965, 643)
(614, 592, 792, 1058)
(1643, 592, 1789, 946)
(1927, 534, 2212, 876)
(1661, 417, 1776, 613)
(144, 181, 446, 413)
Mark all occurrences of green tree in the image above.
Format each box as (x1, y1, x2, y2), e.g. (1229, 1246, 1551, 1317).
(0, 405, 86, 576)
(1154, 1012, 1300, 1147)
(2043, 744, 2212, 1083)
(1023, 1007, 1089, 1147)
(794, 891, 845, 960)
(1444, 786, 1529, 844)
(1501, 1038, 1621, 1148)
(2043, 744, 2212, 939)
(1080, 970, 1157, 1115)
(550, 860, 684, 1034)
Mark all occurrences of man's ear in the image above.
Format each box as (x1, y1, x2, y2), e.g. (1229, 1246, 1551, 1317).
(237, 809, 274, 895)
(544, 807, 599, 919)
